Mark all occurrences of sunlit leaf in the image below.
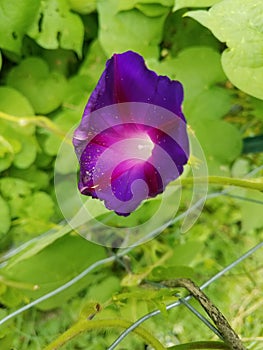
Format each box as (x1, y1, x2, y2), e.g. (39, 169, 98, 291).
(79, 39, 108, 84)
(68, 0, 97, 14)
(0, 87, 34, 117)
(9, 166, 50, 191)
(149, 265, 194, 280)
(187, 0, 263, 100)
(0, 0, 40, 55)
(117, 0, 173, 12)
(0, 135, 14, 172)
(149, 47, 241, 172)
(193, 120, 242, 163)
(0, 196, 11, 239)
(0, 87, 38, 170)
(97, 0, 169, 58)
(28, 0, 84, 57)
(2, 235, 107, 310)
(239, 189, 263, 232)
(167, 241, 203, 265)
(7, 57, 67, 114)
(85, 276, 120, 303)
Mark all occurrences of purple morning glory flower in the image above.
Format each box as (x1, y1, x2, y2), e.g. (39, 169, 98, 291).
(73, 51, 189, 216)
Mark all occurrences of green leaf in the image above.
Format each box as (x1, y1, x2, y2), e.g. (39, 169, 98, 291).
(2, 235, 107, 309)
(0, 135, 14, 172)
(42, 48, 78, 76)
(0, 87, 34, 117)
(0, 51, 2, 71)
(3, 225, 72, 269)
(44, 110, 79, 156)
(0, 178, 32, 200)
(68, 0, 97, 14)
(44, 74, 92, 157)
(28, 0, 84, 57)
(172, 47, 226, 100)
(149, 46, 233, 120)
(0, 122, 37, 170)
(0, 87, 38, 169)
(173, 0, 221, 11)
(167, 241, 203, 265)
(193, 120, 242, 164)
(0, 196, 11, 239)
(96, 197, 161, 228)
(150, 265, 194, 281)
(148, 47, 241, 172)
(0, 178, 55, 237)
(23, 192, 54, 221)
(8, 166, 50, 191)
(117, 0, 173, 12)
(79, 39, 108, 84)
(97, 0, 169, 58)
(250, 96, 263, 122)
(238, 190, 263, 232)
(0, 287, 23, 308)
(54, 138, 78, 174)
(231, 158, 250, 178)
(187, 0, 263, 100)
(0, 179, 55, 237)
(85, 276, 120, 303)
(12, 194, 55, 236)
(12, 133, 38, 169)
(53, 177, 83, 219)
(135, 4, 171, 17)
(7, 57, 67, 114)
(149, 47, 226, 100)
(184, 87, 233, 121)
(0, 0, 40, 55)
(222, 49, 263, 100)
(162, 10, 220, 56)
(64, 75, 94, 107)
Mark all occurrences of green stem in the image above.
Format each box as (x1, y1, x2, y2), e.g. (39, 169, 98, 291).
(0, 111, 67, 140)
(43, 318, 166, 350)
(176, 176, 263, 192)
(0, 275, 39, 291)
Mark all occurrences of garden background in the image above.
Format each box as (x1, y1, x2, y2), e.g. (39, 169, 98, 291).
(0, 0, 262, 349)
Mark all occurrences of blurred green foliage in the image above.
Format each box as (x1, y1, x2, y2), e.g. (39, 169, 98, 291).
(0, 0, 262, 349)
(187, 0, 263, 100)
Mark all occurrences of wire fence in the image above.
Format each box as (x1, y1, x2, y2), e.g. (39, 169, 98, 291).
(107, 241, 263, 350)
(0, 187, 262, 349)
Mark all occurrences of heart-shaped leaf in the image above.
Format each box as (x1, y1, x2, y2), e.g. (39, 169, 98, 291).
(7, 57, 67, 114)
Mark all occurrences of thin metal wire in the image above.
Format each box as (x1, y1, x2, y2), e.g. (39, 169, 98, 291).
(2, 164, 261, 263)
(223, 192, 263, 205)
(0, 255, 116, 326)
(0, 192, 221, 326)
(0, 221, 68, 264)
(244, 164, 263, 177)
(0, 185, 261, 329)
(179, 298, 224, 340)
(145, 283, 223, 339)
(107, 241, 263, 350)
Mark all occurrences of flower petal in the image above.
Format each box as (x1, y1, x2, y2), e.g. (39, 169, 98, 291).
(74, 51, 185, 148)
(73, 51, 189, 216)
